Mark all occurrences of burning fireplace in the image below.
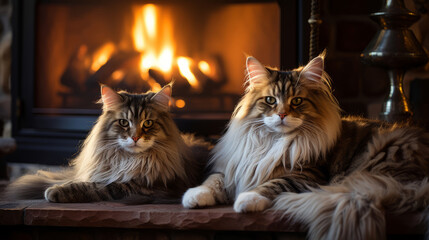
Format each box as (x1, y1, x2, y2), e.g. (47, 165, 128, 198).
(10, 0, 309, 165)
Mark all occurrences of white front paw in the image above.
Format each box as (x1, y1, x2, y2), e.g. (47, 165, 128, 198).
(233, 191, 272, 213)
(44, 184, 60, 202)
(182, 186, 216, 209)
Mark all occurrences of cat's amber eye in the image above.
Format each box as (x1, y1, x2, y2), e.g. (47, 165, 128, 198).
(143, 120, 154, 128)
(265, 96, 276, 105)
(291, 97, 303, 106)
(118, 119, 129, 127)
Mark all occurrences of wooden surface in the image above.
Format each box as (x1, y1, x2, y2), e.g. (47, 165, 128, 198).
(0, 200, 302, 232)
(0, 199, 425, 235)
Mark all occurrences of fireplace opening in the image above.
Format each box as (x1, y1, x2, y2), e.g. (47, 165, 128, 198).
(35, 2, 280, 115)
(10, 0, 306, 165)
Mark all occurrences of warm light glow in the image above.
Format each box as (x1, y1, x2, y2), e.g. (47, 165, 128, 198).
(91, 42, 115, 72)
(147, 78, 162, 92)
(175, 99, 186, 108)
(198, 61, 211, 76)
(177, 57, 200, 89)
(144, 4, 157, 38)
(158, 47, 173, 73)
(111, 70, 125, 82)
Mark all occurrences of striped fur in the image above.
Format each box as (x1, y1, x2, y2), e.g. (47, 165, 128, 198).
(182, 54, 429, 239)
(5, 85, 210, 203)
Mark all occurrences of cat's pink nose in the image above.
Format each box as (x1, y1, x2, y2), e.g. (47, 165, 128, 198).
(132, 136, 140, 143)
(278, 113, 287, 120)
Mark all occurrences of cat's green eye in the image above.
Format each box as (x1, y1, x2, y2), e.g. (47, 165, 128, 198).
(143, 120, 154, 128)
(291, 97, 303, 106)
(118, 119, 129, 127)
(265, 96, 276, 105)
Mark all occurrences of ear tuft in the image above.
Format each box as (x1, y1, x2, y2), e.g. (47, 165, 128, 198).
(151, 84, 172, 109)
(300, 55, 325, 83)
(100, 84, 122, 111)
(246, 56, 269, 88)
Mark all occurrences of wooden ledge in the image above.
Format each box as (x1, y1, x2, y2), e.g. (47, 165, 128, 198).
(0, 200, 425, 236)
(0, 200, 301, 232)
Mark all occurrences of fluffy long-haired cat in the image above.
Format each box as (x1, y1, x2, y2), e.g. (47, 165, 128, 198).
(5, 84, 209, 203)
(182, 52, 429, 239)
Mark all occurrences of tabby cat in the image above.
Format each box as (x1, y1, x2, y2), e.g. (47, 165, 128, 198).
(182, 53, 429, 239)
(5, 84, 209, 203)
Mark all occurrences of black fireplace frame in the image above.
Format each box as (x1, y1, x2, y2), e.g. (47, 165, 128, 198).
(9, 0, 309, 165)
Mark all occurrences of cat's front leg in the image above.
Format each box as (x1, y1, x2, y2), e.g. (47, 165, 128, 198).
(233, 191, 272, 213)
(234, 179, 303, 213)
(182, 173, 228, 208)
(45, 181, 133, 203)
(233, 179, 282, 212)
(234, 166, 327, 213)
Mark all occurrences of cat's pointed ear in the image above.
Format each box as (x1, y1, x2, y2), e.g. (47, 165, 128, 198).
(100, 84, 123, 111)
(151, 83, 172, 109)
(246, 56, 269, 88)
(299, 52, 325, 84)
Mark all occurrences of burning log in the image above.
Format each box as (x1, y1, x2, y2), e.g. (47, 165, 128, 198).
(145, 56, 228, 96)
(148, 68, 168, 86)
(175, 55, 226, 95)
(60, 46, 141, 93)
(86, 50, 141, 90)
(59, 41, 230, 110)
(59, 48, 144, 107)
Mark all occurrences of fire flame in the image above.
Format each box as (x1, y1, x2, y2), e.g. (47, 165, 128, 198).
(144, 5, 157, 39)
(177, 57, 200, 90)
(158, 47, 173, 73)
(88, 4, 215, 99)
(130, 4, 213, 92)
(133, 5, 176, 75)
(132, 7, 145, 51)
(91, 42, 115, 72)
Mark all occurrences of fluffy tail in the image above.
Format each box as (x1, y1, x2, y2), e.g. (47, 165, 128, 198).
(273, 172, 429, 240)
(3, 169, 74, 200)
(181, 133, 213, 161)
(181, 133, 213, 180)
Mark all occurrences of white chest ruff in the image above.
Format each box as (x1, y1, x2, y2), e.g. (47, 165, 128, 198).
(211, 119, 295, 199)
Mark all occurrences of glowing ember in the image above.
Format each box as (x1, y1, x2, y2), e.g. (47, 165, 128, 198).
(198, 61, 211, 76)
(177, 57, 200, 90)
(111, 70, 125, 82)
(146, 79, 162, 92)
(175, 99, 186, 108)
